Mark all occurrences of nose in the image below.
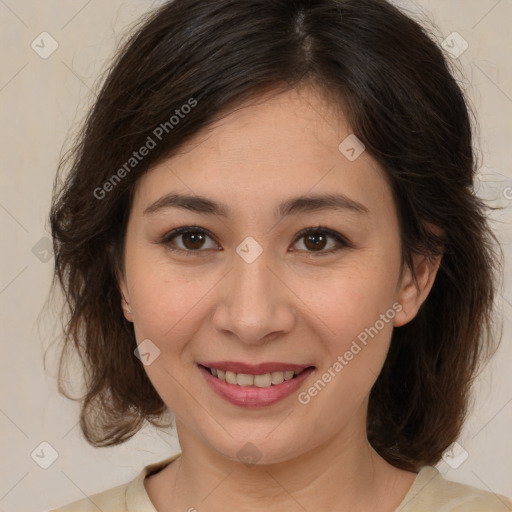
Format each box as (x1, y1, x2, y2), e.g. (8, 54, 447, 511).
(212, 250, 296, 345)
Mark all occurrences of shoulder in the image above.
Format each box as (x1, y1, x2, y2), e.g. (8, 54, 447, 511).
(397, 466, 512, 512)
(47, 480, 128, 512)
(47, 453, 182, 512)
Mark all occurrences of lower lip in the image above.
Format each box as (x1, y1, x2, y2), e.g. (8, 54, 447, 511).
(198, 364, 315, 407)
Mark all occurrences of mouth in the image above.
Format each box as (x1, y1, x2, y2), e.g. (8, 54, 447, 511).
(198, 364, 314, 387)
(197, 361, 316, 407)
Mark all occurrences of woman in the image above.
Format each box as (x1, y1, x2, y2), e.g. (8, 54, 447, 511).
(47, 0, 511, 510)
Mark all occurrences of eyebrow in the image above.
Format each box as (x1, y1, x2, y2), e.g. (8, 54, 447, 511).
(143, 192, 370, 218)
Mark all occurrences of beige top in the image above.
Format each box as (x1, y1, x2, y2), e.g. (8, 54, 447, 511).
(49, 452, 512, 511)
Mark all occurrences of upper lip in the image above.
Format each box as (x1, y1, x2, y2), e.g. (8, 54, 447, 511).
(198, 361, 314, 375)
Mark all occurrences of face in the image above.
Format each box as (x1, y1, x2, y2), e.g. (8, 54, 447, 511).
(118, 85, 439, 465)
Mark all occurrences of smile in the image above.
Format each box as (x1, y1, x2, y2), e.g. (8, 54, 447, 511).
(197, 362, 316, 407)
(204, 366, 308, 387)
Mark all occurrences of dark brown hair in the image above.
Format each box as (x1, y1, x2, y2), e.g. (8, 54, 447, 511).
(46, 0, 503, 471)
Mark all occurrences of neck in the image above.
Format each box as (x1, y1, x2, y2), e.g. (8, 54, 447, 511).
(148, 417, 416, 512)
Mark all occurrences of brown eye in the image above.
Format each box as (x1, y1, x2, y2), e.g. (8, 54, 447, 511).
(159, 225, 349, 257)
(303, 232, 328, 251)
(161, 227, 219, 254)
(181, 231, 207, 250)
(291, 227, 349, 256)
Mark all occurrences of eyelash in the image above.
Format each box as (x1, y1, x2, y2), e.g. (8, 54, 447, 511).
(158, 225, 351, 257)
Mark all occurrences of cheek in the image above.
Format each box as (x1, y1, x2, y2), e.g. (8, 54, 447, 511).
(131, 278, 215, 351)
(125, 245, 220, 348)
(299, 257, 398, 343)
(295, 257, 399, 397)
(125, 250, 219, 413)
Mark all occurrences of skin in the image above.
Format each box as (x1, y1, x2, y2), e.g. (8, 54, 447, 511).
(118, 84, 442, 512)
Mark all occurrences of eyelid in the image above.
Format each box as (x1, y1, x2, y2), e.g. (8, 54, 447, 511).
(292, 226, 351, 252)
(159, 226, 221, 254)
(158, 225, 351, 256)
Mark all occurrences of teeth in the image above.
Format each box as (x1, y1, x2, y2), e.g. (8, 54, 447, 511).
(254, 373, 272, 387)
(208, 367, 305, 387)
(237, 373, 254, 386)
(271, 371, 284, 385)
(225, 371, 237, 385)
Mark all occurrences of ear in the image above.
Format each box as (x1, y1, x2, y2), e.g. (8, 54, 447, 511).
(393, 251, 443, 328)
(117, 271, 134, 323)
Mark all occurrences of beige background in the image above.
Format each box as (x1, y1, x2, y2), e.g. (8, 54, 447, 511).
(0, 1, 511, 510)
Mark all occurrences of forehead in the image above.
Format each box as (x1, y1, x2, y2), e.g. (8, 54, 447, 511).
(131, 86, 394, 222)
